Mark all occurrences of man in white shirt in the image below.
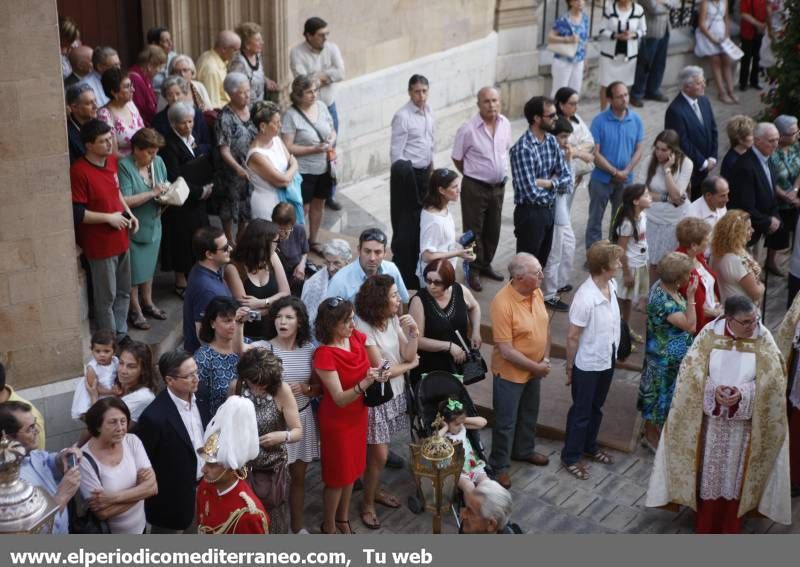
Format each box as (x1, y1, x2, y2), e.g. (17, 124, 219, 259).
(687, 175, 729, 237)
(136, 350, 208, 533)
(290, 16, 346, 212)
(389, 75, 435, 288)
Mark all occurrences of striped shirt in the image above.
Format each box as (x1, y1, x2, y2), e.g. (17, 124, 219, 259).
(510, 129, 573, 207)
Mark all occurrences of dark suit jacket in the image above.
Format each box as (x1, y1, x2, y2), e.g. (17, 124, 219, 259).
(135, 389, 209, 530)
(728, 148, 780, 243)
(664, 94, 718, 187)
(66, 116, 84, 164)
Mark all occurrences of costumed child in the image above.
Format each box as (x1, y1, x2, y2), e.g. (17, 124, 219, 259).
(436, 397, 488, 493)
(71, 329, 122, 422)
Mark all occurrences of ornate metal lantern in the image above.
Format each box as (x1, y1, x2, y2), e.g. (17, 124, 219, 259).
(409, 433, 464, 534)
(0, 433, 59, 534)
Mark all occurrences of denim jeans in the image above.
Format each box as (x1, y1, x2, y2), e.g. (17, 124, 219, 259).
(489, 375, 541, 473)
(631, 30, 669, 100)
(561, 365, 614, 465)
(585, 178, 624, 250)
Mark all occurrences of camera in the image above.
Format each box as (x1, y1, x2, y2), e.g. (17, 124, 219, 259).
(247, 310, 262, 322)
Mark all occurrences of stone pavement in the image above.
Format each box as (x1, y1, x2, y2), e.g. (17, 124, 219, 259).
(303, 86, 800, 534)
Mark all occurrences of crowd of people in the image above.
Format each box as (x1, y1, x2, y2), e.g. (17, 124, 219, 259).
(5, 3, 798, 536)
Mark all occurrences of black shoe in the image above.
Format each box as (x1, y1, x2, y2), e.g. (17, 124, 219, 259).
(557, 284, 573, 293)
(739, 84, 749, 92)
(118, 335, 133, 348)
(644, 93, 669, 102)
(385, 450, 405, 469)
(544, 298, 570, 312)
(325, 198, 342, 211)
(629, 97, 644, 108)
(481, 266, 505, 281)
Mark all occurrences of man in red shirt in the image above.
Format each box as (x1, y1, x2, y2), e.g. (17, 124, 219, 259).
(71, 119, 139, 343)
(739, 0, 768, 91)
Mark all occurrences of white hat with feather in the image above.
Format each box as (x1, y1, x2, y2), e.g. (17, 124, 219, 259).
(197, 396, 259, 471)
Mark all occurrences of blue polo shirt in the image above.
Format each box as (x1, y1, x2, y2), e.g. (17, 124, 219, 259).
(183, 264, 232, 353)
(325, 260, 410, 303)
(589, 107, 645, 184)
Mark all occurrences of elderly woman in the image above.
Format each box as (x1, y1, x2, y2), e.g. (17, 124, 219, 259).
(224, 219, 290, 339)
(231, 347, 302, 534)
(116, 341, 158, 423)
(98, 68, 145, 158)
(79, 397, 158, 534)
(247, 101, 299, 221)
(118, 128, 169, 330)
(152, 75, 212, 146)
(253, 296, 319, 534)
(639, 252, 698, 451)
(168, 54, 212, 111)
(562, 240, 624, 480)
(159, 101, 213, 294)
(409, 259, 482, 383)
(228, 21, 279, 103)
(711, 210, 764, 304)
(597, 0, 647, 110)
(282, 74, 336, 255)
(676, 217, 721, 334)
(302, 238, 352, 327)
(766, 115, 800, 275)
(720, 115, 756, 180)
(273, 202, 309, 297)
(354, 275, 419, 529)
(548, 0, 591, 96)
(215, 72, 258, 240)
(129, 45, 167, 126)
(314, 297, 385, 534)
(195, 297, 251, 423)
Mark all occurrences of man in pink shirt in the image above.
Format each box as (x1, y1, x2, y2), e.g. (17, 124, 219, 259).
(452, 87, 512, 291)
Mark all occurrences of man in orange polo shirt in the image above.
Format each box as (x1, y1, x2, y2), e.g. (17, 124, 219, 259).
(489, 253, 552, 489)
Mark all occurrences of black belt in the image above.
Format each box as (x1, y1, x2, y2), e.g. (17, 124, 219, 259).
(517, 201, 554, 210)
(464, 175, 506, 189)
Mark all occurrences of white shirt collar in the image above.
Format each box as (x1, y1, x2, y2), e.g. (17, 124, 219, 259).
(166, 387, 196, 411)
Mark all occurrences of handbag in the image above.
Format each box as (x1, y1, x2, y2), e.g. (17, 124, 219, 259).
(363, 376, 395, 407)
(154, 177, 190, 206)
(68, 453, 111, 534)
(247, 461, 288, 509)
(617, 318, 633, 361)
(547, 39, 579, 59)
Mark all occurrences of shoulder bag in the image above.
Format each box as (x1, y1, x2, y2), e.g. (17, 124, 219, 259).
(68, 452, 111, 534)
(247, 462, 288, 509)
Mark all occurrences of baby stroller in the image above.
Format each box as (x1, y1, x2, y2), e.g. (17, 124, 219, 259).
(406, 370, 493, 528)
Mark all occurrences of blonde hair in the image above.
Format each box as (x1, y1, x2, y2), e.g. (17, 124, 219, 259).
(675, 217, 712, 249)
(235, 22, 262, 46)
(658, 252, 693, 285)
(726, 115, 756, 147)
(711, 210, 751, 258)
(586, 240, 623, 275)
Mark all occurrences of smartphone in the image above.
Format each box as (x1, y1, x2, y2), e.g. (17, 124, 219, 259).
(248, 310, 262, 322)
(122, 211, 131, 220)
(67, 453, 77, 469)
(379, 360, 391, 396)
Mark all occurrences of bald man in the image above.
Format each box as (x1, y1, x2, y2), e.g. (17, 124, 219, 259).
(196, 30, 241, 108)
(64, 45, 94, 88)
(451, 86, 512, 291)
(728, 122, 781, 246)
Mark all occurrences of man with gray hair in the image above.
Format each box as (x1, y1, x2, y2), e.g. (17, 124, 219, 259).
(460, 479, 515, 534)
(729, 122, 781, 246)
(665, 65, 718, 200)
(76, 46, 120, 108)
(66, 83, 98, 163)
(489, 253, 552, 489)
(196, 30, 241, 109)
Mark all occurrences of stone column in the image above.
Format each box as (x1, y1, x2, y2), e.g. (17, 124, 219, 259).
(495, 0, 542, 116)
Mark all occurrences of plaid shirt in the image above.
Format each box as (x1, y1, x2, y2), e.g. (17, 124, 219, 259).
(510, 129, 573, 207)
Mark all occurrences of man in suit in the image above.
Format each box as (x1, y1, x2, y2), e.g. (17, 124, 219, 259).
(728, 122, 781, 246)
(664, 66, 719, 201)
(136, 349, 208, 533)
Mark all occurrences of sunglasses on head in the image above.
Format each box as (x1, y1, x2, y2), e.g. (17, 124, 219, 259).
(325, 296, 346, 308)
(359, 228, 387, 245)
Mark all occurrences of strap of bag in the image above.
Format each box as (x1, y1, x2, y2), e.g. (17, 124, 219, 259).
(82, 451, 102, 487)
(292, 104, 327, 144)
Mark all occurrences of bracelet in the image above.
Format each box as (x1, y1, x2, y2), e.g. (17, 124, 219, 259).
(447, 341, 453, 353)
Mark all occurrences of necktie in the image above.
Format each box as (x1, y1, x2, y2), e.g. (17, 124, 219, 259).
(692, 100, 704, 126)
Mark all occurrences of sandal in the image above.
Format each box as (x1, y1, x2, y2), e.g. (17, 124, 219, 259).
(142, 304, 168, 320)
(335, 519, 356, 534)
(309, 241, 324, 256)
(128, 312, 151, 330)
(360, 508, 381, 530)
(562, 461, 590, 480)
(375, 489, 401, 509)
(173, 286, 186, 300)
(585, 450, 614, 465)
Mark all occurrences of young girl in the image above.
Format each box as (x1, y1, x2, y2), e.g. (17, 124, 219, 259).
(611, 183, 652, 341)
(436, 397, 488, 493)
(71, 329, 121, 421)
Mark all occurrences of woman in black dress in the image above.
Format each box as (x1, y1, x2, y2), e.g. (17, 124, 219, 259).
(158, 101, 214, 295)
(223, 218, 290, 339)
(408, 259, 482, 386)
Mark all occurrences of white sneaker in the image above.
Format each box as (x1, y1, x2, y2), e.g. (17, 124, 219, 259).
(294, 527, 310, 535)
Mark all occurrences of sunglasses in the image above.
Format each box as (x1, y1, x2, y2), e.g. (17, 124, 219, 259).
(325, 296, 347, 308)
(359, 228, 387, 245)
(425, 277, 444, 286)
(216, 242, 233, 252)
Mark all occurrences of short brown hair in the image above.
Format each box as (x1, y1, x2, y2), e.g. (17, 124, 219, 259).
(675, 217, 712, 249)
(586, 240, 623, 275)
(315, 298, 354, 345)
(290, 74, 316, 106)
(272, 202, 296, 225)
(236, 347, 282, 397)
(726, 114, 756, 147)
(355, 274, 395, 328)
(657, 252, 693, 285)
(85, 397, 131, 437)
(422, 259, 456, 288)
(136, 44, 167, 67)
(235, 22, 262, 46)
(131, 127, 165, 150)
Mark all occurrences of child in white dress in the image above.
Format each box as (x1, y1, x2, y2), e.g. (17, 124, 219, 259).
(437, 397, 489, 494)
(71, 330, 121, 420)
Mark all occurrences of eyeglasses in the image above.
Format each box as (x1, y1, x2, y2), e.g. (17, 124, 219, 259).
(325, 296, 346, 308)
(22, 419, 39, 434)
(544, 112, 558, 119)
(359, 228, 387, 245)
(216, 242, 233, 252)
(730, 315, 760, 327)
(425, 277, 444, 286)
(170, 370, 199, 380)
(325, 258, 346, 269)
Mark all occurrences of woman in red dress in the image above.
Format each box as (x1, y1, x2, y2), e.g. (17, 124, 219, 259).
(313, 296, 384, 534)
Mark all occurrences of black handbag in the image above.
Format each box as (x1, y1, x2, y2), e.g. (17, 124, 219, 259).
(68, 453, 111, 534)
(617, 318, 633, 361)
(363, 379, 394, 407)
